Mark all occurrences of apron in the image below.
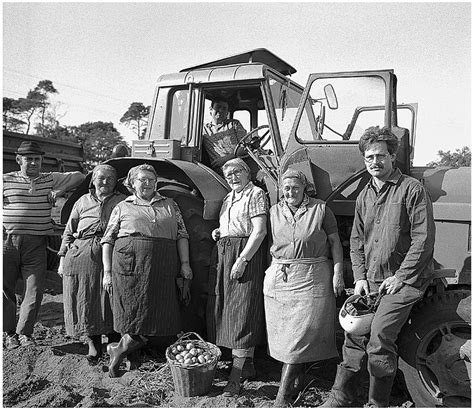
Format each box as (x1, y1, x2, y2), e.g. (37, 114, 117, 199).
(63, 235, 114, 336)
(206, 236, 266, 349)
(264, 257, 339, 363)
(111, 236, 181, 336)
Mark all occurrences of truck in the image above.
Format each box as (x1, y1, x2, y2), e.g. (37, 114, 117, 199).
(60, 49, 470, 407)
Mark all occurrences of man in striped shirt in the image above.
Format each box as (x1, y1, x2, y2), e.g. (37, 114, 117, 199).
(3, 140, 85, 349)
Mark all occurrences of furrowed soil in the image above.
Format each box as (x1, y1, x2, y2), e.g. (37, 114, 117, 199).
(2, 272, 414, 408)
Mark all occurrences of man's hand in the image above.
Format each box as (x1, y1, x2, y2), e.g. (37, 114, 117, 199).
(57, 256, 65, 277)
(48, 191, 58, 206)
(354, 279, 369, 295)
(379, 276, 404, 295)
(333, 272, 345, 296)
(211, 228, 221, 241)
(230, 257, 247, 280)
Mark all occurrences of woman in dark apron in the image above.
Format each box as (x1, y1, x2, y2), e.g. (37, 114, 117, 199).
(101, 164, 192, 378)
(207, 158, 268, 396)
(58, 164, 126, 361)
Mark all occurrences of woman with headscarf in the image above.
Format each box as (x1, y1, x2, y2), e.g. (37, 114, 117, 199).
(207, 158, 268, 396)
(265, 168, 345, 407)
(101, 164, 192, 377)
(58, 164, 126, 361)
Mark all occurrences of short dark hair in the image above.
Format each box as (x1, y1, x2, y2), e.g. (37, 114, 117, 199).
(359, 126, 399, 155)
(210, 97, 230, 108)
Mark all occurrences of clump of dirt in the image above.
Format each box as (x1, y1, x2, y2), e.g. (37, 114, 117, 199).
(3, 272, 413, 407)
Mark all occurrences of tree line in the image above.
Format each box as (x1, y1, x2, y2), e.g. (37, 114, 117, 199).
(3, 79, 150, 168)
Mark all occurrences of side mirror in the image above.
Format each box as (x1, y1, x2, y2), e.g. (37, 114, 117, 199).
(324, 84, 338, 110)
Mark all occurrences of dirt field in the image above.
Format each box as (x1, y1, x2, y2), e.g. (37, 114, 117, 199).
(3, 272, 414, 408)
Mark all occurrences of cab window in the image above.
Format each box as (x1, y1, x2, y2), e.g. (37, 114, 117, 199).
(296, 75, 386, 142)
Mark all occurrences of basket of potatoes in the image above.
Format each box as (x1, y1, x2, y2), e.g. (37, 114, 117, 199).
(166, 332, 221, 396)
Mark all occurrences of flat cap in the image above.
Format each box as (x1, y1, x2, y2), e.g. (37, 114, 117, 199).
(15, 141, 45, 155)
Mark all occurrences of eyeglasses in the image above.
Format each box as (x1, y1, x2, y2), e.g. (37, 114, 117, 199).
(364, 153, 391, 163)
(224, 169, 244, 180)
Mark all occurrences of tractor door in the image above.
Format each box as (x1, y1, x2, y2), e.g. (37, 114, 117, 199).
(281, 70, 416, 216)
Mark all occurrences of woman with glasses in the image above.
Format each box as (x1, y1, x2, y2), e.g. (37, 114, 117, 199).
(265, 168, 345, 407)
(101, 164, 192, 377)
(58, 164, 126, 361)
(207, 158, 268, 396)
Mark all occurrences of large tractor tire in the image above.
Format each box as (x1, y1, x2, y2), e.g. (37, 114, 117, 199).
(398, 289, 471, 407)
(158, 185, 219, 338)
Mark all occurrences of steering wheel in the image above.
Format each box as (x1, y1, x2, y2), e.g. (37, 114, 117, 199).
(234, 125, 271, 157)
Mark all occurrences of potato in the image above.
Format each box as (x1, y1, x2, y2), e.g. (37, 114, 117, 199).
(171, 347, 178, 355)
(176, 344, 185, 352)
(204, 353, 212, 361)
(186, 342, 194, 350)
(184, 358, 192, 364)
(197, 354, 206, 364)
(189, 348, 198, 356)
(196, 348, 203, 354)
(175, 353, 183, 361)
(191, 357, 198, 364)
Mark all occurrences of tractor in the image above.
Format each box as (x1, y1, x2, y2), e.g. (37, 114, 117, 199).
(60, 49, 471, 407)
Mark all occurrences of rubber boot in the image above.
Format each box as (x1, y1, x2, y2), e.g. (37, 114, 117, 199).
(107, 334, 145, 378)
(274, 363, 304, 407)
(241, 357, 257, 381)
(367, 375, 394, 407)
(319, 364, 358, 407)
(85, 335, 102, 362)
(106, 332, 121, 343)
(223, 356, 246, 396)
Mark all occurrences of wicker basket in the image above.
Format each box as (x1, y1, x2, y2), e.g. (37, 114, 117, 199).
(165, 332, 221, 397)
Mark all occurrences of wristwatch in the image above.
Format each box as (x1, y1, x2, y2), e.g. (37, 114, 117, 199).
(239, 256, 248, 264)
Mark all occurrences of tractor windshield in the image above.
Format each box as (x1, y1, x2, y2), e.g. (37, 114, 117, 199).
(296, 75, 387, 142)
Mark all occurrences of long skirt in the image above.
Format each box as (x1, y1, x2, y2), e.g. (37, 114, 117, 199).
(111, 236, 181, 336)
(264, 260, 339, 363)
(63, 236, 114, 337)
(207, 236, 266, 349)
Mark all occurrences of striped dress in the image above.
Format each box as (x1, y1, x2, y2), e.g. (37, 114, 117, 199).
(59, 191, 126, 337)
(206, 182, 268, 349)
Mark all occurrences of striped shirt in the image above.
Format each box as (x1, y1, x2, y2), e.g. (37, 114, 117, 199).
(202, 119, 247, 165)
(3, 171, 85, 236)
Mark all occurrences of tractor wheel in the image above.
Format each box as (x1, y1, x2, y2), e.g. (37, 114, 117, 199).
(398, 289, 471, 407)
(158, 185, 219, 337)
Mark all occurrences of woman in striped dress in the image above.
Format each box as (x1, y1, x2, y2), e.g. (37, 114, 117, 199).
(101, 164, 192, 378)
(264, 169, 345, 407)
(207, 158, 268, 396)
(58, 164, 126, 361)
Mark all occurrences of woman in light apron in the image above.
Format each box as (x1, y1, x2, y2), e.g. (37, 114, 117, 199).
(265, 168, 345, 407)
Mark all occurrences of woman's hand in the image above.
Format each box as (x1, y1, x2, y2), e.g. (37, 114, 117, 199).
(180, 262, 193, 280)
(333, 271, 345, 296)
(230, 257, 247, 280)
(211, 228, 221, 241)
(57, 256, 65, 277)
(103, 271, 112, 294)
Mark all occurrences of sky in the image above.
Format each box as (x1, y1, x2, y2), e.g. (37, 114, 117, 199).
(3, 1, 471, 165)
